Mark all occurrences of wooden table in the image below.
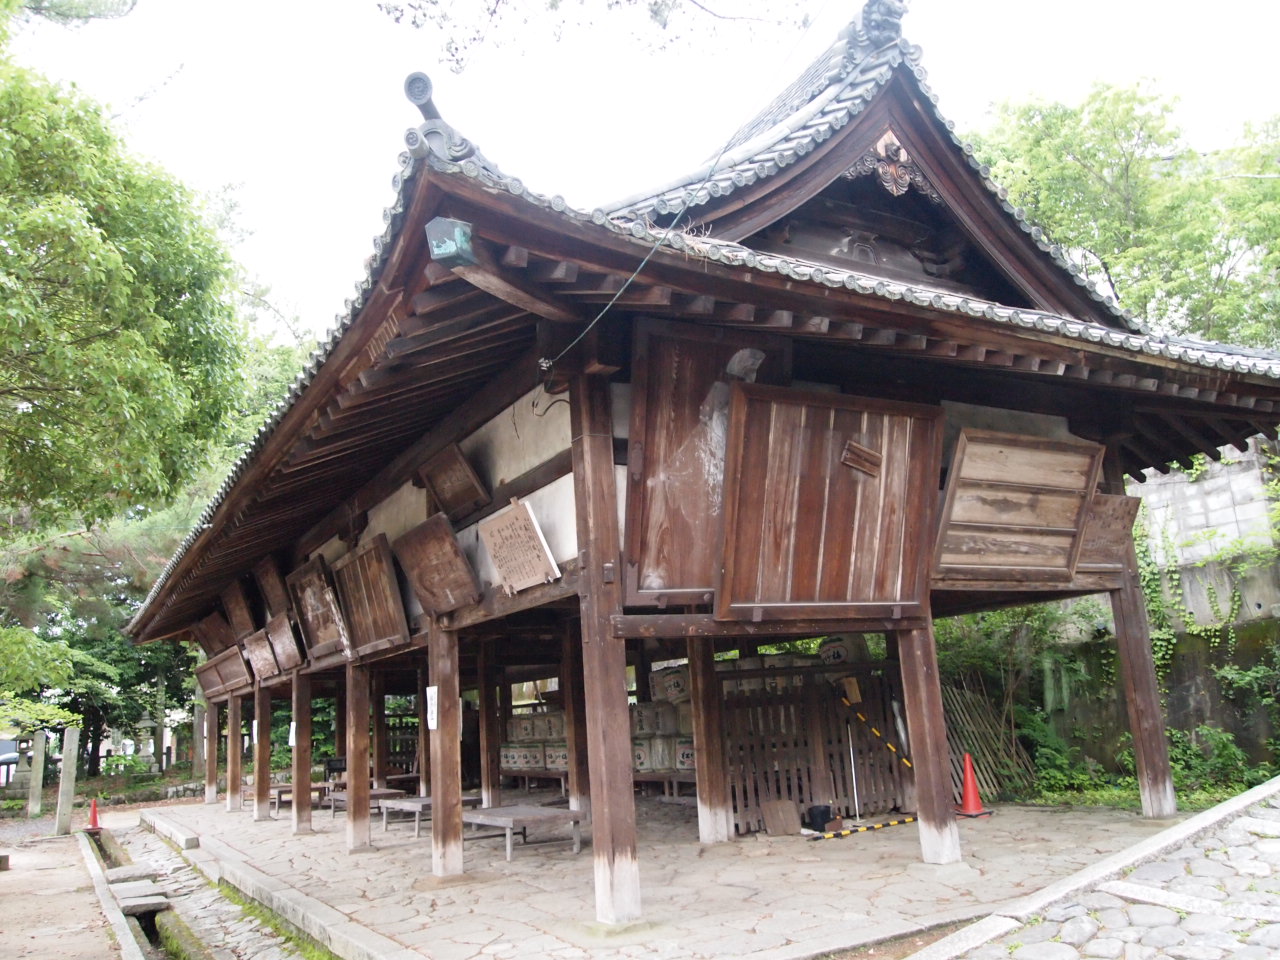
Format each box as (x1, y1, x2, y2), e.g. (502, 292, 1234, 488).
(268, 782, 329, 815)
(461, 804, 583, 861)
(327, 787, 406, 818)
(380, 795, 482, 838)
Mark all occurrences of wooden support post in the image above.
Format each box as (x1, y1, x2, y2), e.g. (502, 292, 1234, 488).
(253, 683, 272, 821)
(292, 672, 313, 834)
(53, 727, 79, 836)
(477, 639, 502, 809)
(687, 638, 731, 843)
(1102, 451, 1176, 818)
(226, 695, 243, 812)
(416, 661, 430, 798)
(429, 626, 464, 877)
(561, 620, 591, 817)
(634, 640, 652, 703)
(27, 730, 45, 818)
(895, 625, 962, 864)
(571, 373, 641, 924)
(192, 702, 205, 772)
(371, 671, 388, 788)
(345, 662, 372, 852)
(334, 690, 347, 759)
(204, 701, 219, 803)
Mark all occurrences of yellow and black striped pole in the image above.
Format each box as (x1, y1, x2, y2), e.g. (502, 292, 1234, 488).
(809, 815, 918, 840)
(842, 697, 913, 770)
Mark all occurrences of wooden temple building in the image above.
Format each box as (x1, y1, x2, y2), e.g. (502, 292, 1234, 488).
(129, 0, 1280, 926)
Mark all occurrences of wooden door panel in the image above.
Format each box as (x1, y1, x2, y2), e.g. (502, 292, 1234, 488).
(716, 385, 942, 622)
(285, 557, 352, 659)
(331, 534, 411, 657)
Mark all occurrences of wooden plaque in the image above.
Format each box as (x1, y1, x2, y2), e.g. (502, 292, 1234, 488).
(417, 443, 490, 522)
(285, 557, 353, 659)
(243, 628, 280, 680)
(253, 556, 290, 618)
(331, 534, 411, 655)
(624, 319, 791, 607)
(220, 580, 255, 640)
(195, 645, 252, 699)
(391, 513, 481, 614)
(933, 429, 1104, 583)
(477, 499, 560, 596)
(1076, 494, 1141, 573)
(193, 611, 237, 653)
(716, 385, 943, 622)
(265, 612, 303, 671)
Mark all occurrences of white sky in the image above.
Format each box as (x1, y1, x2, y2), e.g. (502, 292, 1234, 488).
(11, 0, 1280, 341)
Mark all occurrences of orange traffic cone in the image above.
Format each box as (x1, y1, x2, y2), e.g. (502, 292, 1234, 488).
(88, 797, 100, 830)
(956, 753, 991, 818)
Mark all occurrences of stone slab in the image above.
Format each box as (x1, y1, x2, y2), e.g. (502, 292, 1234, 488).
(141, 808, 200, 849)
(105, 862, 159, 883)
(75, 831, 149, 960)
(1097, 880, 1219, 915)
(110, 879, 167, 900)
(118, 895, 172, 916)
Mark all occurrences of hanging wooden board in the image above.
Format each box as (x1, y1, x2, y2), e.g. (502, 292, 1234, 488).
(477, 499, 560, 596)
(716, 385, 942, 622)
(285, 557, 353, 660)
(1076, 494, 1141, 574)
(265, 612, 304, 671)
(417, 443, 490, 522)
(253, 556, 290, 618)
(933, 429, 1104, 584)
(192, 611, 237, 653)
(331, 534, 411, 656)
(220, 580, 255, 640)
(392, 513, 482, 614)
(243, 628, 281, 680)
(195, 644, 252, 699)
(624, 319, 791, 608)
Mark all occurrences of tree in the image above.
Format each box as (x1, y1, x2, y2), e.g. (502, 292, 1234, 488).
(0, 9, 246, 532)
(975, 85, 1280, 347)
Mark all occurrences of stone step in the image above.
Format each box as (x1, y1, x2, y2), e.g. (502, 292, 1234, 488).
(118, 895, 172, 916)
(110, 879, 168, 900)
(105, 861, 160, 883)
(1098, 879, 1219, 915)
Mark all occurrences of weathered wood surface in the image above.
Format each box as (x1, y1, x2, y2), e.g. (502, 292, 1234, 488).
(332, 535, 411, 657)
(933, 430, 1103, 584)
(392, 513, 481, 615)
(417, 443, 490, 521)
(429, 627, 464, 877)
(561, 621, 591, 817)
(204, 700, 219, 804)
(265, 613, 303, 671)
(286, 558, 352, 658)
(1076, 494, 1142, 573)
(253, 684, 272, 821)
(292, 671, 313, 833)
(345, 662, 372, 852)
(220, 581, 255, 640)
(624, 320, 790, 607)
(477, 640, 502, 810)
(195, 645, 252, 700)
(193, 612, 238, 654)
(226, 695, 242, 813)
(476, 499, 561, 596)
(253, 556, 290, 619)
(242, 629, 280, 681)
(717, 385, 942, 622)
(688, 639, 731, 843)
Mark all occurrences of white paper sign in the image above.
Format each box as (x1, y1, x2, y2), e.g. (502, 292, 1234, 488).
(288, 720, 297, 748)
(425, 685, 439, 731)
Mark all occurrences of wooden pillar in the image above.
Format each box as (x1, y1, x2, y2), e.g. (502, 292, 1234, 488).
(895, 624, 961, 864)
(204, 701, 219, 803)
(334, 690, 346, 759)
(1104, 455, 1176, 818)
(429, 626, 464, 877)
(477, 639, 502, 809)
(415, 661, 430, 798)
(192, 702, 205, 772)
(634, 640, 652, 703)
(292, 673, 313, 834)
(571, 373, 641, 924)
(561, 620, 591, 816)
(688, 638, 731, 843)
(371, 672, 388, 788)
(253, 683, 272, 821)
(226, 695, 242, 812)
(345, 662, 372, 852)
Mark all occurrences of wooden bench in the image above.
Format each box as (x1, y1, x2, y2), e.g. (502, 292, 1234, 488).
(380, 795, 481, 838)
(500, 768, 568, 796)
(268, 782, 328, 815)
(327, 786, 405, 818)
(461, 804, 583, 861)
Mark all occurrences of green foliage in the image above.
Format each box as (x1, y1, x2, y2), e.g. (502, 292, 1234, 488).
(0, 52, 246, 531)
(1016, 707, 1094, 793)
(101, 752, 149, 776)
(976, 84, 1280, 347)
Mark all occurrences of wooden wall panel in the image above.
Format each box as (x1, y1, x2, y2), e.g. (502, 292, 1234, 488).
(716, 385, 942, 622)
(933, 430, 1103, 584)
(624, 319, 791, 607)
(332, 534, 411, 657)
(286, 557, 353, 660)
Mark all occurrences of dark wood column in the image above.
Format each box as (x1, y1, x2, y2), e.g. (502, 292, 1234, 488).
(292, 672, 313, 834)
(561, 620, 591, 817)
(895, 624, 961, 864)
(570, 373, 641, 924)
(204, 700, 219, 804)
(477, 639, 502, 809)
(371, 671, 388, 788)
(688, 638, 731, 842)
(253, 683, 272, 821)
(345, 662, 372, 852)
(226, 694, 242, 812)
(416, 660, 431, 798)
(1103, 454, 1177, 818)
(429, 626, 464, 876)
(334, 690, 346, 760)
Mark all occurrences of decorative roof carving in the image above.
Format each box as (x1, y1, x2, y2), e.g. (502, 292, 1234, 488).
(861, 0, 908, 48)
(844, 132, 941, 203)
(402, 72, 500, 175)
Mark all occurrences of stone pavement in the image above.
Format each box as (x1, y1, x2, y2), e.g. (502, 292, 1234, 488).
(907, 776, 1280, 960)
(106, 792, 1181, 960)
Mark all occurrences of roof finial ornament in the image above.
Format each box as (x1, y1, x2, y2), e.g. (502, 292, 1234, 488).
(402, 71, 499, 174)
(861, 0, 907, 48)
